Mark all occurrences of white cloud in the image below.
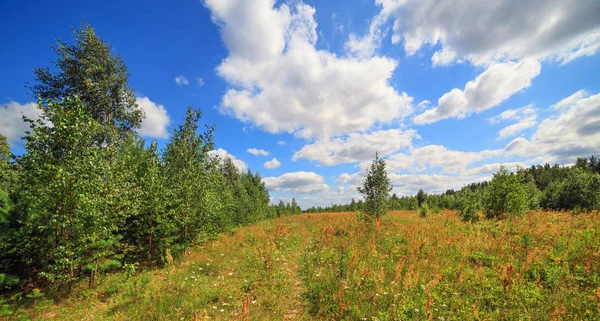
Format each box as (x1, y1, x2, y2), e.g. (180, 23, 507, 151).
(204, 0, 413, 140)
(378, 0, 600, 66)
(413, 59, 541, 124)
(0, 101, 41, 145)
(196, 77, 205, 87)
(431, 48, 459, 67)
(497, 118, 537, 140)
(336, 172, 361, 185)
(247, 148, 269, 156)
(174, 74, 189, 86)
(136, 96, 171, 139)
(488, 105, 537, 139)
(208, 148, 248, 172)
(277, 140, 286, 145)
(551, 90, 588, 110)
(506, 90, 600, 164)
(263, 171, 329, 194)
(379, 145, 502, 174)
(264, 157, 281, 169)
(293, 128, 417, 165)
(344, 12, 388, 59)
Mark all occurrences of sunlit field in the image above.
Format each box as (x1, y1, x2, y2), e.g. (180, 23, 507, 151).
(4, 210, 599, 320)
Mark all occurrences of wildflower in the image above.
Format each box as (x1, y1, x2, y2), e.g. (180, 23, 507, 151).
(415, 309, 420, 312)
(228, 272, 233, 276)
(212, 306, 217, 309)
(251, 300, 256, 304)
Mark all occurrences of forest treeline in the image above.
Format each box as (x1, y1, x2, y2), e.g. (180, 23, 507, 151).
(305, 157, 600, 218)
(0, 24, 305, 293)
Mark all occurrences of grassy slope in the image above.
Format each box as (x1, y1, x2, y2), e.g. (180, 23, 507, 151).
(4, 210, 600, 320)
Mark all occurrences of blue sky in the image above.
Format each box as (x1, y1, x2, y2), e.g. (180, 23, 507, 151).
(1, 0, 600, 208)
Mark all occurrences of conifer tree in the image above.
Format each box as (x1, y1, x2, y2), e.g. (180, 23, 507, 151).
(357, 153, 392, 220)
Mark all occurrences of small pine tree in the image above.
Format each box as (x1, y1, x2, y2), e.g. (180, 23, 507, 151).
(417, 189, 427, 208)
(357, 153, 392, 220)
(419, 201, 429, 218)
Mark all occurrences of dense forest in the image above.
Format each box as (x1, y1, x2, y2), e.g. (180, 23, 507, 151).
(0, 24, 306, 293)
(305, 157, 600, 218)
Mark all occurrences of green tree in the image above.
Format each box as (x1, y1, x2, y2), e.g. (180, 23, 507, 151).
(18, 97, 123, 288)
(30, 23, 143, 139)
(357, 153, 392, 220)
(416, 189, 427, 208)
(0, 134, 14, 219)
(163, 107, 215, 252)
(484, 167, 528, 219)
(555, 169, 599, 211)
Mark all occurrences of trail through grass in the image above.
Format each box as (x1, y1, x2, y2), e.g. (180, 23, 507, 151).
(4, 210, 600, 320)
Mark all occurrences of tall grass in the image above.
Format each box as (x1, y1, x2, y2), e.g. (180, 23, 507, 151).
(3, 210, 599, 320)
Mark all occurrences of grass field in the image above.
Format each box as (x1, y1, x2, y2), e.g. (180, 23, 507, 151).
(3, 210, 600, 320)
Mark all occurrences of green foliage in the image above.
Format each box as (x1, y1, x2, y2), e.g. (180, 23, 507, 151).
(16, 97, 123, 287)
(357, 153, 392, 220)
(416, 189, 426, 208)
(418, 202, 429, 218)
(555, 169, 599, 211)
(484, 167, 529, 219)
(163, 107, 217, 250)
(0, 22, 282, 302)
(30, 22, 143, 135)
(457, 188, 481, 222)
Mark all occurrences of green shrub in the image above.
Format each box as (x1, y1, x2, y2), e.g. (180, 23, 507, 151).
(419, 202, 429, 218)
(484, 167, 528, 219)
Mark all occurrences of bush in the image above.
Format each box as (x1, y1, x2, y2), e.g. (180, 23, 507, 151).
(419, 202, 429, 218)
(458, 189, 480, 222)
(484, 167, 528, 219)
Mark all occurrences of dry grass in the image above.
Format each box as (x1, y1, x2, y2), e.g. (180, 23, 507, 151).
(4, 210, 600, 320)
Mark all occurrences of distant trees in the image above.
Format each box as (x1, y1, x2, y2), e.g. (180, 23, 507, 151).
(307, 156, 600, 220)
(357, 153, 392, 220)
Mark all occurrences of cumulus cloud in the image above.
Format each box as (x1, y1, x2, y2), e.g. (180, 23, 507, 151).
(378, 0, 600, 66)
(413, 59, 541, 124)
(262, 171, 328, 194)
(336, 172, 362, 185)
(196, 77, 205, 87)
(264, 157, 281, 169)
(277, 141, 286, 145)
(247, 148, 269, 156)
(505, 90, 600, 164)
(345, 12, 388, 59)
(0, 101, 41, 144)
(488, 105, 537, 139)
(208, 148, 248, 172)
(293, 129, 417, 165)
(174, 75, 189, 86)
(551, 90, 588, 110)
(379, 145, 503, 174)
(204, 0, 413, 140)
(136, 96, 171, 139)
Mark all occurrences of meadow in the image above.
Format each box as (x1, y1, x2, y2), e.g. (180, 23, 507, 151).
(3, 210, 599, 320)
